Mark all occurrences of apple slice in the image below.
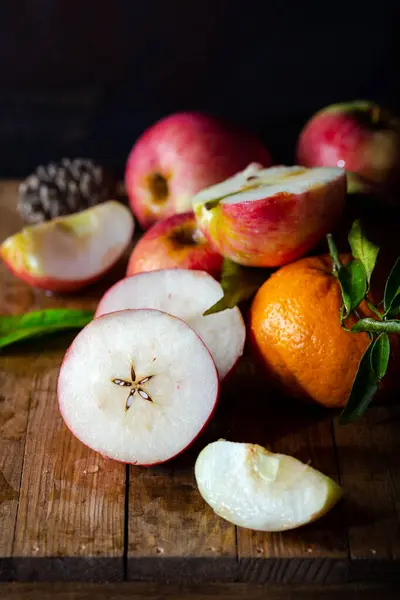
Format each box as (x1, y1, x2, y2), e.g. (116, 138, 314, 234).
(195, 440, 343, 531)
(193, 164, 346, 267)
(0, 201, 134, 292)
(95, 269, 246, 380)
(58, 309, 219, 465)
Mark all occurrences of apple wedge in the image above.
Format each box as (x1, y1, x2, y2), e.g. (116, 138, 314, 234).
(58, 309, 219, 465)
(0, 201, 134, 292)
(193, 164, 346, 267)
(95, 269, 245, 380)
(195, 440, 343, 531)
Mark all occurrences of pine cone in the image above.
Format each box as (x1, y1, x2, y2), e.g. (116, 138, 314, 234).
(18, 158, 116, 223)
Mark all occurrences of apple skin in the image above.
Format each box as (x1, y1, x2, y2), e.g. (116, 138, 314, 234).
(125, 112, 271, 230)
(194, 173, 347, 268)
(0, 201, 134, 293)
(297, 101, 400, 196)
(0, 255, 105, 293)
(126, 212, 223, 278)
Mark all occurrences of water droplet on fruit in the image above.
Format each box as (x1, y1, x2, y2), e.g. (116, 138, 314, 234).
(337, 159, 345, 168)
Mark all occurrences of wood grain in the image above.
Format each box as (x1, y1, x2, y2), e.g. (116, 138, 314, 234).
(0, 181, 34, 581)
(1, 582, 399, 600)
(127, 458, 237, 582)
(333, 403, 400, 582)
(0, 181, 126, 581)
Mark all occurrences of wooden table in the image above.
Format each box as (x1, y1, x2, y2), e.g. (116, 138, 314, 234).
(0, 181, 399, 595)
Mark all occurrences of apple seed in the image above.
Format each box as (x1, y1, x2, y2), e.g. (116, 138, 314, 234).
(112, 364, 154, 411)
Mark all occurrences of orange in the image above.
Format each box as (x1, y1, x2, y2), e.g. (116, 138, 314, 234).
(249, 254, 373, 408)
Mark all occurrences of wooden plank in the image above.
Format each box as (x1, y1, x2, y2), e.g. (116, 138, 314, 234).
(0, 181, 126, 581)
(126, 322, 240, 582)
(1, 582, 400, 600)
(0, 181, 33, 581)
(12, 363, 126, 581)
(333, 402, 400, 582)
(127, 454, 237, 582)
(0, 358, 32, 581)
(224, 358, 348, 584)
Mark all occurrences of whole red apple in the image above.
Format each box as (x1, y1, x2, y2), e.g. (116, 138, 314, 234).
(125, 112, 271, 230)
(126, 211, 223, 278)
(297, 101, 400, 197)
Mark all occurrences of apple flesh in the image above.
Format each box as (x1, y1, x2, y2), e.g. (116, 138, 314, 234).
(297, 101, 400, 196)
(0, 201, 134, 292)
(193, 164, 346, 267)
(126, 211, 223, 279)
(125, 112, 271, 230)
(95, 269, 246, 381)
(195, 440, 343, 531)
(58, 309, 219, 465)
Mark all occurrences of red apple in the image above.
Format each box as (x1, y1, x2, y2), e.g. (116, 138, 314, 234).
(193, 164, 346, 267)
(126, 211, 223, 278)
(0, 201, 134, 292)
(125, 112, 271, 230)
(297, 101, 400, 196)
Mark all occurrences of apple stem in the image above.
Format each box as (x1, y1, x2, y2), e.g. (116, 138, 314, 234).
(326, 234, 343, 274)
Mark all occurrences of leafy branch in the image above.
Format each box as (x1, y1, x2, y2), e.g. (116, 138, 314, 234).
(327, 220, 400, 424)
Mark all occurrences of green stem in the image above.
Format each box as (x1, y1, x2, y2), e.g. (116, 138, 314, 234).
(366, 299, 383, 320)
(327, 234, 342, 274)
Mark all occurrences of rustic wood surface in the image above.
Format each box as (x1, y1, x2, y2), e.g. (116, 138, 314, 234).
(0, 180, 399, 587)
(1, 582, 400, 600)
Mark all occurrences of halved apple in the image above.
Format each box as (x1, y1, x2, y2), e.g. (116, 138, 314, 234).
(95, 269, 245, 381)
(195, 440, 343, 531)
(0, 201, 134, 292)
(193, 164, 346, 267)
(58, 309, 219, 464)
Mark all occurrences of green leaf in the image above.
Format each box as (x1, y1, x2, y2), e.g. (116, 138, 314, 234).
(0, 309, 94, 349)
(337, 259, 367, 319)
(203, 259, 269, 316)
(384, 256, 400, 318)
(339, 342, 379, 424)
(369, 333, 390, 380)
(348, 219, 379, 287)
(326, 233, 343, 274)
(351, 318, 400, 334)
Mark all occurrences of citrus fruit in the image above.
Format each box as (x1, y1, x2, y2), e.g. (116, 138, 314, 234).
(249, 255, 373, 408)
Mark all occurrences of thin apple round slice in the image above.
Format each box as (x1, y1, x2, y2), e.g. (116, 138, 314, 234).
(95, 269, 246, 380)
(195, 441, 343, 531)
(0, 201, 134, 292)
(193, 164, 346, 267)
(58, 309, 219, 465)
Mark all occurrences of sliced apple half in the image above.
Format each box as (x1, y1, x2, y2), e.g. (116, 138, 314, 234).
(0, 201, 134, 292)
(193, 164, 346, 267)
(195, 440, 343, 531)
(95, 269, 245, 380)
(58, 309, 219, 465)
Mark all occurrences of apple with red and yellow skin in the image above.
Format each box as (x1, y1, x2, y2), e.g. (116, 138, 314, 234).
(193, 164, 346, 268)
(297, 101, 400, 196)
(127, 212, 223, 278)
(0, 202, 134, 292)
(125, 112, 271, 230)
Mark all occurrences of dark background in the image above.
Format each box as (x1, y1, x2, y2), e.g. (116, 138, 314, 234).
(0, 0, 399, 177)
